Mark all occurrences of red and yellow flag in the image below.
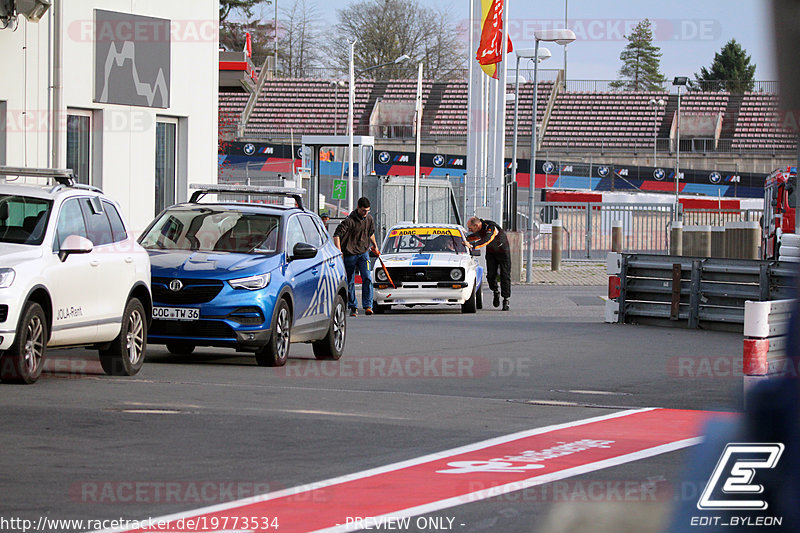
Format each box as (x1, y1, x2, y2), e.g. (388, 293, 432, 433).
(476, 0, 513, 78)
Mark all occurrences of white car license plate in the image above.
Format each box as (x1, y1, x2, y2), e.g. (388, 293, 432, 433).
(153, 307, 200, 321)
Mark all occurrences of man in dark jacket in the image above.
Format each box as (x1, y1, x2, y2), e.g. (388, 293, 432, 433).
(467, 216, 511, 311)
(333, 197, 380, 316)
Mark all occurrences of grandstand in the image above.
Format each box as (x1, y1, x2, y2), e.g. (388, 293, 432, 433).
(219, 76, 796, 154)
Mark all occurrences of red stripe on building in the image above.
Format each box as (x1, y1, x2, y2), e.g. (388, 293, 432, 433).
(105, 408, 725, 533)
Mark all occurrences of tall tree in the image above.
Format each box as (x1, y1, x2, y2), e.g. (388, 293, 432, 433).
(694, 39, 756, 92)
(324, 0, 465, 81)
(610, 19, 666, 91)
(220, 0, 271, 23)
(279, 0, 323, 77)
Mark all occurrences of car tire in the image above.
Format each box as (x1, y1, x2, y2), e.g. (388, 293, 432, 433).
(99, 298, 147, 377)
(166, 342, 195, 355)
(256, 298, 291, 367)
(313, 294, 346, 361)
(461, 286, 477, 314)
(476, 286, 483, 310)
(0, 302, 47, 384)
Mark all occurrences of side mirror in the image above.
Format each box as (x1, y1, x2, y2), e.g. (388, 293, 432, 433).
(291, 242, 318, 260)
(59, 234, 93, 262)
(470, 248, 481, 257)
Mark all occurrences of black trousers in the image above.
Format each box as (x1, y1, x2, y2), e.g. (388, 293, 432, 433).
(486, 251, 511, 298)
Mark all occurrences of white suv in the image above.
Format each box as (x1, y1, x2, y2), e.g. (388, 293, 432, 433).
(0, 168, 152, 384)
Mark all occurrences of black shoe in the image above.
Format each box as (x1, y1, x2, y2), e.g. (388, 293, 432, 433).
(502, 299, 510, 311)
(492, 291, 500, 308)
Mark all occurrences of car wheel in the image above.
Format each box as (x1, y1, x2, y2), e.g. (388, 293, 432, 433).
(99, 298, 147, 376)
(461, 286, 477, 314)
(476, 286, 483, 309)
(166, 342, 195, 355)
(256, 298, 291, 367)
(313, 294, 346, 361)
(0, 302, 47, 384)
(373, 303, 389, 314)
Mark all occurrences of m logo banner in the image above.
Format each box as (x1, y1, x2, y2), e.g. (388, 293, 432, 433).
(697, 443, 784, 510)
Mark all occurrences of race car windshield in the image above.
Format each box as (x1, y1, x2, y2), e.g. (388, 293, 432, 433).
(382, 230, 466, 254)
(0, 195, 52, 246)
(140, 208, 281, 254)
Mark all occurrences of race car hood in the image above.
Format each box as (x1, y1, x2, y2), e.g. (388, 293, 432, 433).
(0, 242, 43, 268)
(379, 252, 467, 268)
(147, 250, 282, 279)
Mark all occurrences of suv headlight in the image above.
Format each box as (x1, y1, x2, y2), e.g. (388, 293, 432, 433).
(229, 273, 271, 290)
(450, 268, 464, 281)
(375, 269, 388, 282)
(0, 268, 15, 288)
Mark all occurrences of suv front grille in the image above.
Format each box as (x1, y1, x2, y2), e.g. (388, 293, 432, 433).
(152, 278, 224, 304)
(150, 319, 235, 339)
(385, 267, 462, 283)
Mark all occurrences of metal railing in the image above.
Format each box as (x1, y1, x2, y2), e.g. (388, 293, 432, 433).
(682, 209, 763, 226)
(562, 80, 781, 94)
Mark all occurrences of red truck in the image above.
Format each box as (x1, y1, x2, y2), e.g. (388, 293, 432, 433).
(762, 166, 797, 259)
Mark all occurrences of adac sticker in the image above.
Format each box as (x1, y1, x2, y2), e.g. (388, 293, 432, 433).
(388, 227, 460, 237)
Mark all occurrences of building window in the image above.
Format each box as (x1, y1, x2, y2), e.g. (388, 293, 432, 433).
(155, 120, 177, 215)
(66, 112, 91, 184)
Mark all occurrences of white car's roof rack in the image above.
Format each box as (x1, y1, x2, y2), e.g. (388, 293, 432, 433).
(189, 184, 307, 210)
(0, 166, 103, 193)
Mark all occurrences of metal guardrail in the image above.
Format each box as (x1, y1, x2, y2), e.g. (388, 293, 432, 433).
(607, 252, 797, 331)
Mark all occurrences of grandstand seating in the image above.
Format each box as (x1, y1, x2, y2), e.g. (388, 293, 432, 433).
(217, 78, 797, 152)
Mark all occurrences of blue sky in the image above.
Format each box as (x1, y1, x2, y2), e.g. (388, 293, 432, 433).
(283, 0, 777, 81)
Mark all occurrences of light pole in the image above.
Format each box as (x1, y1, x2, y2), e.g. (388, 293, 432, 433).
(673, 76, 688, 220)
(413, 61, 423, 223)
(648, 98, 665, 168)
(511, 47, 551, 229)
(347, 49, 410, 212)
(526, 29, 576, 283)
(273, 0, 278, 76)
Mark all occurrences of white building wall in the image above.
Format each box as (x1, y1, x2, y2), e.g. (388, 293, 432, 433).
(0, 0, 218, 231)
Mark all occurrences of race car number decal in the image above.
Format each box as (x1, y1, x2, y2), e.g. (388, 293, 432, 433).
(388, 228, 460, 237)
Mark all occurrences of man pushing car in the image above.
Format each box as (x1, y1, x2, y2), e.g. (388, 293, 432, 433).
(466, 216, 511, 311)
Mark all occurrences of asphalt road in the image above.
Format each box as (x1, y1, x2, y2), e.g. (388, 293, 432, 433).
(0, 285, 745, 533)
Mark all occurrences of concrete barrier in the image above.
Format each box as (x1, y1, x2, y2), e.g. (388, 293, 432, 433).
(711, 226, 725, 258)
(669, 221, 683, 256)
(682, 225, 712, 257)
(725, 221, 760, 259)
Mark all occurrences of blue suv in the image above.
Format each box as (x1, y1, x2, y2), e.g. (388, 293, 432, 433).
(139, 185, 348, 366)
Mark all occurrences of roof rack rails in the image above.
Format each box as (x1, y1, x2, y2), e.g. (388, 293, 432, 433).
(189, 184, 307, 211)
(0, 166, 103, 193)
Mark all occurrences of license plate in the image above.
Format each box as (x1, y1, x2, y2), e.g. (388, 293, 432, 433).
(153, 307, 200, 321)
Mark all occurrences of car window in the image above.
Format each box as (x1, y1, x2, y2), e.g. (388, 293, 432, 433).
(140, 208, 281, 254)
(102, 201, 128, 243)
(299, 215, 323, 247)
(54, 198, 88, 250)
(80, 198, 113, 246)
(285, 216, 307, 254)
(0, 195, 52, 245)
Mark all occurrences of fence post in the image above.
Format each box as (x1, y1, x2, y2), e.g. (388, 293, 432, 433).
(670, 221, 683, 256)
(551, 219, 562, 271)
(585, 203, 592, 259)
(612, 220, 623, 252)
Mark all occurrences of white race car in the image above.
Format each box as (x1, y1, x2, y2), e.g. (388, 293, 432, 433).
(372, 224, 484, 313)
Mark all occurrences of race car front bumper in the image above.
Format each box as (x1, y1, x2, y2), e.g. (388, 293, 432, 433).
(372, 281, 473, 306)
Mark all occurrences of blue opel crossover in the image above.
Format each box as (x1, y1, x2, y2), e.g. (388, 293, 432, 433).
(139, 185, 348, 366)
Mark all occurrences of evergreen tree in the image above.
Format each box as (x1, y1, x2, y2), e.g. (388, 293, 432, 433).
(610, 19, 666, 91)
(694, 39, 756, 92)
(220, 0, 270, 23)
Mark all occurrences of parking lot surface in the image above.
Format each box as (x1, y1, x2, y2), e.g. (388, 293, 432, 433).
(0, 285, 744, 533)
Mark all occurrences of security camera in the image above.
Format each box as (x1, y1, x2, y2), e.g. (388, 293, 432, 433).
(15, 0, 51, 22)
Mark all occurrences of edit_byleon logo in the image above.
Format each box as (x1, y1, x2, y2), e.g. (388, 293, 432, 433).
(697, 443, 785, 511)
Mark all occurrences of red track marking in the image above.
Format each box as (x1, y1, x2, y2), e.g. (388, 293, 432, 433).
(100, 408, 729, 533)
